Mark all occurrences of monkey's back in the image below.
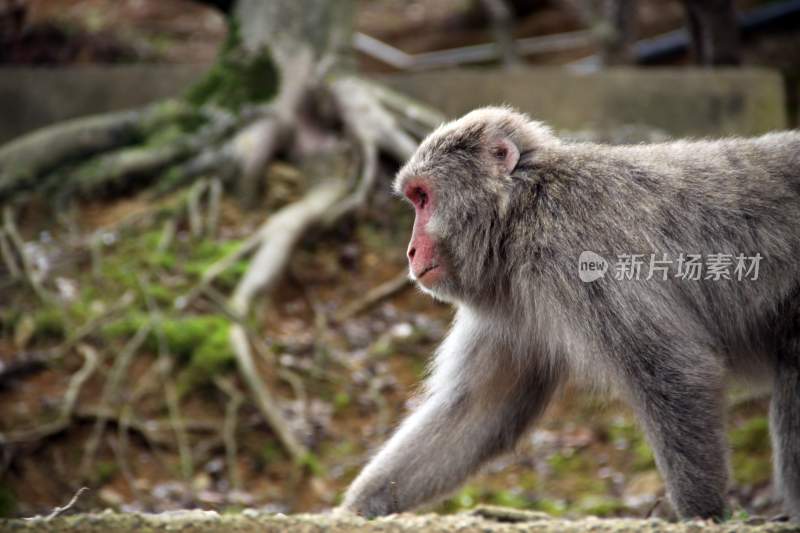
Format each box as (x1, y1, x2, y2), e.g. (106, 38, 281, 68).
(543, 132, 800, 370)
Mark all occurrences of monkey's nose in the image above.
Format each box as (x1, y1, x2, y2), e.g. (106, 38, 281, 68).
(407, 246, 416, 261)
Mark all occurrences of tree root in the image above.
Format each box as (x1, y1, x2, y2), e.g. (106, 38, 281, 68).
(54, 106, 240, 200)
(0, 344, 98, 445)
(3, 206, 54, 305)
(79, 322, 152, 479)
(228, 180, 348, 465)
(354, 78, 445, 137)
(0, 100, 195, 201)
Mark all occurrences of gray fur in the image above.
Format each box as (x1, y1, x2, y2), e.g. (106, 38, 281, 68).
(343, 106, 800, 520)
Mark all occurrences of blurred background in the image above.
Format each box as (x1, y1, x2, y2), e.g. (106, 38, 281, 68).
(0, 0, 797, 521)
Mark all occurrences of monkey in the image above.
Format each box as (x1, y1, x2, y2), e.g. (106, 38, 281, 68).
(341, 106, 800, 521)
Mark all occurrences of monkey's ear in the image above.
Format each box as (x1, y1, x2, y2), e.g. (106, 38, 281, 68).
(489, 137, 520, 175)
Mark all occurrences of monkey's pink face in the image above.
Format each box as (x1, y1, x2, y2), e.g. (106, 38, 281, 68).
(404, 179, 445, 288)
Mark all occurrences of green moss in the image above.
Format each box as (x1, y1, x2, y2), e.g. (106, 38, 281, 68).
(142, 105, 206, 147)
(140, 230, 163, 250)
(184, 239, 247, 288)
(439, 486, 480, 513)
(0, 484, 16, 518)
(439, 486, 535, 514)
(730, 417, 772, 485)
(0, 308, 20, 330)
(192, 323, 234, 373)
(298, 453, 326, 476)
(575, 495, 625, 517)
(103, 313, 150, 342)
(149, 251, 177, 270)
(145, 284, 177, 307)
(327, 440, 355, 458)
(606, 417, 637, 442)
(102, 263, 139, 292)
(607, 416, 654, 471)
(333, 392, 351, 411)
(151, 167, 186, 197)
(727, 508, 750, 521)
(517, 472, 539, 492)
(546, 450, 606, 495)
(632, 440, 656, 471)
(531, 498, 567, 516)
(32, 307, 67, 340)
(730, 417, 770, 452)
(94, 461, 119, 485)
(547, 450, 587, 476)
(490, 490, 530, 509)
(104, 313, 235, 387)
(140, 100, 198, 135)
(260, 441, 284, 465)
(161, 315, 231, 359)
(367, 337, 393, 359)
(185, 19, 279, 111)
(733, 453, 772, 485)
(144, 124, 186, 148)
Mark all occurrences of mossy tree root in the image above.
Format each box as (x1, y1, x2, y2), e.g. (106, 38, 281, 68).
(0, 101, 197, 202)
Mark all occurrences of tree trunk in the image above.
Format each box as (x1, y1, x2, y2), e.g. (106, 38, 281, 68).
(480, 0, 522, 68)
(600, 0, 636, 66)
(235, 0, 354, 66)
(682, 0, 741, 66)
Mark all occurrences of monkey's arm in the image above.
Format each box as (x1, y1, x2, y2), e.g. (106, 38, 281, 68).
(342, 310, 560, 517)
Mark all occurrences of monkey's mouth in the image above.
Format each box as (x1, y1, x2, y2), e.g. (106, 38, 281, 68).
(416, 264, 440, 279)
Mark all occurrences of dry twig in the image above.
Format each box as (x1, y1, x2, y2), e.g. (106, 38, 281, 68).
(79, 322, 152, 478)
(39, 486, 89, 521)
(139, 276, 195, 481)
(3, 206, 53, 305)
(0, 228, 21, 279)
(215, 377, 244, 492)
(334, 271, 411, 322)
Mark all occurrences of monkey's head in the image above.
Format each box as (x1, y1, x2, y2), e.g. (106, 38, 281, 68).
(395, 106, 558, 305)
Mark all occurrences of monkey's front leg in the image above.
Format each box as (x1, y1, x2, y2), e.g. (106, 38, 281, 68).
(343, 316, 559, 517)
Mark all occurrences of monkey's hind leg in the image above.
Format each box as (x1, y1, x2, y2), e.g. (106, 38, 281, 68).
(622, 347, 729, 520)
(770, 338, 800, 521)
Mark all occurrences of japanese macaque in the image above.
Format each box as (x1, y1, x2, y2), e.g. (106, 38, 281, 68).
(342, 107, 800, 520)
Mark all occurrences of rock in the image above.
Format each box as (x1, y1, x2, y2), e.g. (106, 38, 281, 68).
(97, 488, 124, 507)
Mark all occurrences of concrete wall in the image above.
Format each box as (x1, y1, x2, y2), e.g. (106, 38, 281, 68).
(380, 68, 788, 138)
(0, 66, 788, 145)
(0, 65, 207, 144)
